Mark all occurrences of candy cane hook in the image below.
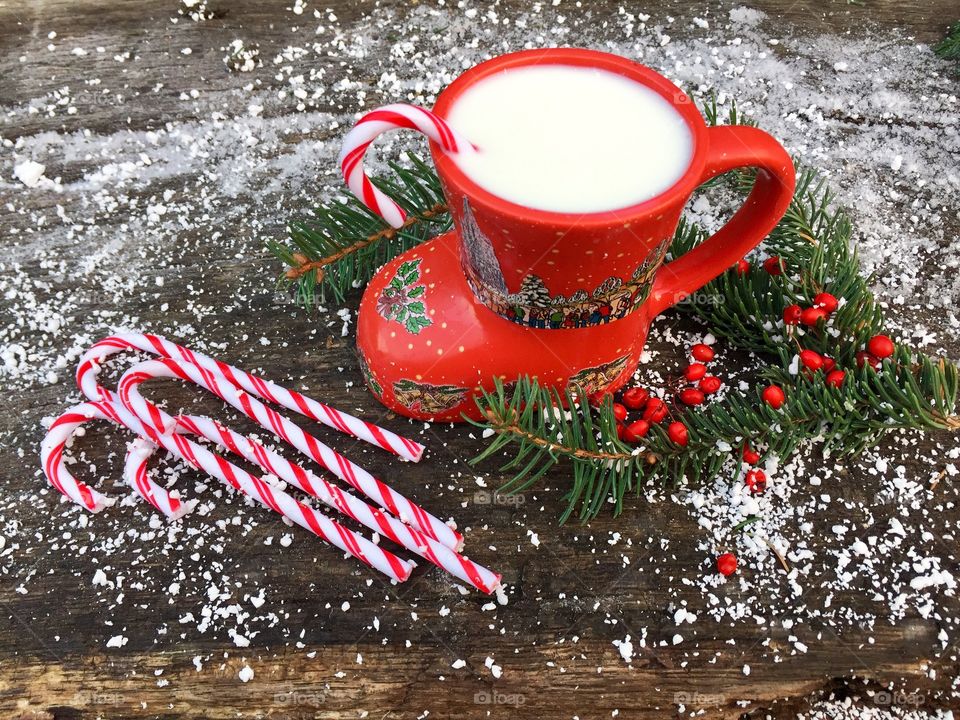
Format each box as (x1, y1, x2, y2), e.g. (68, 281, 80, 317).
(338, 103, 475, 228)
(42, 400, 415, 583)
(76, 332, 424, 462)
(41, 403, 189, 519)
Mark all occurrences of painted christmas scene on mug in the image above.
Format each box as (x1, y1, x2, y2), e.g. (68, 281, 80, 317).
(568, 353, 632, 393)
(357, 349, 384, 399)
(458, 199, 671, 329)
(392, 379, 470, 415)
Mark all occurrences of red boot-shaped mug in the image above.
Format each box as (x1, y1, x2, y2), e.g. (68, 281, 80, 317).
(342, 48, 795, 421)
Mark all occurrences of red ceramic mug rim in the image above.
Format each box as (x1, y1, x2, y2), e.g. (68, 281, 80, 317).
(431, 48, 709, 227)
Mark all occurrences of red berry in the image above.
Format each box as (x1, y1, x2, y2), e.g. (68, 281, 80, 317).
(691, 343, 715, 362)
(763, 257, 784, 275)
(699, 375, 722, 394)
(821, 356, 836, 373)
(717, 552, 738, 576)
(745, 468, 768, 495)
(735, 258, 750, 276)
(814, 292, 839, 313)
(799, 349, 823, 372)
(623, 419, 650, 443)
(762, 385, 786, 409)
(867, 334, 894, 359)
(684, 363, 708, 381)
(800, 307, 827, 326)
(825, 369, 846, 388)
(643, 398, 668, 424)
(616, 422, 626, 440)
(667, 421, 688, 446)
(856, 351, 880, 370)
(612, 403, 628, 422)
(783, 304, 802, 325)
(742, 446, 761, 465)
(622, 387, 650, 411)
(679, 388, 705, 406)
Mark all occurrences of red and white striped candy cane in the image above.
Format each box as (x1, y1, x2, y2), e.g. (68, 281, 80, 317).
(118, 358, 464, 552)
(338, 103, 474, 228)
(42, 399, 415, 583)
(41, 404, 116, 513)
(76, 332, 424, 463)
(123, 438, 198, 520)
(138, 413, 500, 593)
(41, 403, 189, 519)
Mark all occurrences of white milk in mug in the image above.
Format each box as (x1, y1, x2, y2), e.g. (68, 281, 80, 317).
(445, 65, 695, 213)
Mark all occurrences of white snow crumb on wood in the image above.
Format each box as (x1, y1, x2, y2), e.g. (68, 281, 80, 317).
(484, 656, 502, 678)
(910, 570, 956, 591)
(13, 160, 45, 187)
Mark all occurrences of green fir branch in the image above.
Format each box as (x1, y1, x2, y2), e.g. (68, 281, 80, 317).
(700, 94, 757, 129)
(672, 167, 883, 356)
(472, 343, 958, 523)
(267, 155, 451, 308)
(935, 21, 960, 73)
(468, 381, 645, 523)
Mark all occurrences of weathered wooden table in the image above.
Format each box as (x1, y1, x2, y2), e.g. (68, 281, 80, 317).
(2, 1, 958, 717)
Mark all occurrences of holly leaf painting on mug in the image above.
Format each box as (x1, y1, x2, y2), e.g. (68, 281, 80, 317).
(398, 260, 420, 283)
(405, 315, 432, 334)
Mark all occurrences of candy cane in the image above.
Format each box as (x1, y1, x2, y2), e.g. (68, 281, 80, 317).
(123, 438, 198, 520)
(132, 413, 499, 593)
(42, 399, 414, 583)
(41, 403, 189, 519)
(41, 405, 117, 513)
(75, 332, 424, 463)
(338, 103, 474, 228)
(118, 358, 464, 552)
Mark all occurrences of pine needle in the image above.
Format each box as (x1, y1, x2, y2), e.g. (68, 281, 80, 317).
(935, 21, 960, 73)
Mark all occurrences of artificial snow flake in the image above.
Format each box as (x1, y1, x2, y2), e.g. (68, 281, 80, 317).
(13, 160, 45, 187)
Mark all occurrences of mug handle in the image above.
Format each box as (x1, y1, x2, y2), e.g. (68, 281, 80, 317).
(339, 103, 474, 229)
(646, 125, 796, 317)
